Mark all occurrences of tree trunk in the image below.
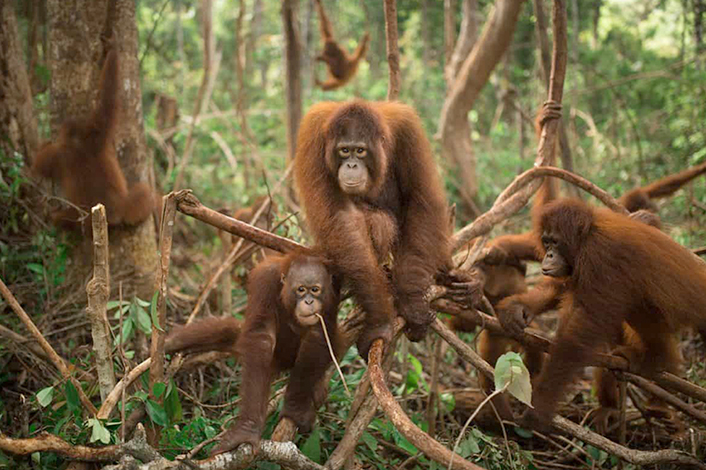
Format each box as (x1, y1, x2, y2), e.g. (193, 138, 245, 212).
(438, 0, 525, 214)
(0, 1, 39, 162)
(445, 0, 479, 86)
(109, 0, 159, 299)
(301, 0, 314, 91)
(46, 0, 157, 299)
(282, 0, 302, 162)
(444, 0, 456, 68)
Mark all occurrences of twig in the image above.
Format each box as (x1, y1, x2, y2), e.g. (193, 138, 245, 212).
(316, 314, 350, 396)
(86, 204, 116, 401)
(450, 385, 508, 470)
(98, 358, 152, 419)
(326, 318, 401, 470)
(0, 325, 93, 380)
(383, 0, 401, 100)
(138, 0, 170, 67)
(0, 278, 97, 416)
(326, 392, 379, 470)
(552, 416, 706, 468)
(623, 373, 706, 425)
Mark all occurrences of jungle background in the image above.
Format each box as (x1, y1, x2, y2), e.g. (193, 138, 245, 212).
(1, 0, 705, 469)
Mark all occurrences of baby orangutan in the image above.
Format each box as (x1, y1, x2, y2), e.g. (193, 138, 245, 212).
(209, 251, 341, 455)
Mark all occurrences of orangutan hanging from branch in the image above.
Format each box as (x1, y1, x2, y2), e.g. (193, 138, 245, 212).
(313, 0, 369, 91)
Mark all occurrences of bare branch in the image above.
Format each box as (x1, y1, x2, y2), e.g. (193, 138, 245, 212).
(0, 278, 97, 416)
(175, 190, 304, 254)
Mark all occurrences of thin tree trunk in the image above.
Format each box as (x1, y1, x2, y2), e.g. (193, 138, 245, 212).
(383, 0, 401, 100)
(235, 0, 252, 189)
(444, 0, 456, 67)
(173, 0, 214, 191)
(439, 0, 525, 214)
(446, 0, 479, 86)
(301, 0, 314, 90)
(282, 0, 302, 162)
(0, 1, 39, 162)
(108, 0, 159, 299)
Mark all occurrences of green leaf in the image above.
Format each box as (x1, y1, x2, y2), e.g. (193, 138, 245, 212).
(164, 381, 183, 422)
(513, 426, 534, 438)
(300, 428, 321, 463)
(106, 300, 129, 311)
(495, 352, 532, 406)
(114, 318, 134, 346)
(36, 387, 54, 407)
(146, 399, 168, 426)
(362, 431, 378, 453)
(88, 418, 111, 444)
(459, 434, 480, 457)
(152, 382, 166, 399)
(393, 429, 418, 455)
(26, 263, 44, 275)
(134, 303, 152, 334)
(135, 297, 151, 307)
(64, 381, 80, 413)
(150, 291, 164, 332)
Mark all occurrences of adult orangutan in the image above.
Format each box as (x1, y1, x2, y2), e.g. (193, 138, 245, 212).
(496, 198, 706, 432)
(313, 0, 369, 91)
(294, 100, 479, 358)
(31, 44, 156, 228)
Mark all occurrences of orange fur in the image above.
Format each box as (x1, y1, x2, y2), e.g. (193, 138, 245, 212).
(32, 47, 156, 228)
(313, 0, 369, 91)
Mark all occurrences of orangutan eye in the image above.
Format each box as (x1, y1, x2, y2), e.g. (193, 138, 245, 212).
(297, 286, 306, 293)
(356, 147, 367, 156)
(311, 286, 320, 293)
(339, 147, 350, 158)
